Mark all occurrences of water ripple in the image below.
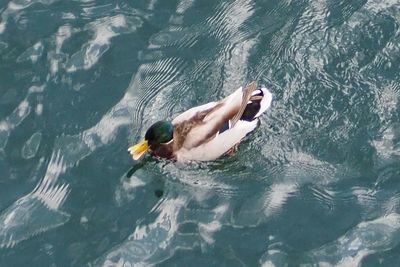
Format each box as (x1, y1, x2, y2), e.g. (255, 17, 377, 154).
(1, 0, 400, 265)
(94, 196, 189, 266)
(308, 213, 400, 267)
(130, 57, 188, 130)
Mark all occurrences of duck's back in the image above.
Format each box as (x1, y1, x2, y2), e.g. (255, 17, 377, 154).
(173, 84, 272, 162)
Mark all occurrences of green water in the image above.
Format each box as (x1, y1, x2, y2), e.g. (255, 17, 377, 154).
(1, 0, 400, 266)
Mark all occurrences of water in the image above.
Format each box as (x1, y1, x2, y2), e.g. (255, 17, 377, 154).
(0, 0, 400, 266)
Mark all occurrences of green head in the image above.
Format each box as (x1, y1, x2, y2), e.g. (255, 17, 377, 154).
(145, 121, 174, 146)
(128, 121, 173, 160)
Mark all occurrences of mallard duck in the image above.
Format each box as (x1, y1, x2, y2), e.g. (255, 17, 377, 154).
(128, 81, 272, 162)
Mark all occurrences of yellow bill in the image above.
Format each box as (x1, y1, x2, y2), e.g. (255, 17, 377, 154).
(128, 140, 149, 160)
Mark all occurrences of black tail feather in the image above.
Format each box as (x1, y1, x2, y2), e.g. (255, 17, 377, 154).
(240, 88, 264, 121)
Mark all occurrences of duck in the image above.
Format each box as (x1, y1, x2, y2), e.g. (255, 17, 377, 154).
(128, 81, 272, 162)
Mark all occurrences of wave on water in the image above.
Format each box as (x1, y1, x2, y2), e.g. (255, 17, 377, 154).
(1, 0, 400, 265)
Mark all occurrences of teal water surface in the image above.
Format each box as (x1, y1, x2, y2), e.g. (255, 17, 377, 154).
(1, 0, 400, 266)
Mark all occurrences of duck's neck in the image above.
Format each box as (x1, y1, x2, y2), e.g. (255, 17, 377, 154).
(150, 141, 174, 159)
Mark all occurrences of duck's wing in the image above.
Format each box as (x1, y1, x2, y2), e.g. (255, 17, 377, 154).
(172, 103, 223, 150)
(175, 119, 259, 161)
(173, 82, 257, 152)
(230, 81, 257, 126)
(172, 102, 219, 125)
(172, 82, 256, 126)
(175, 83, 273, 162)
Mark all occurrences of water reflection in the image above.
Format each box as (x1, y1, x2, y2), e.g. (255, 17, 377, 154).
(0, 151, 69, 248)
(1, 0, 400, 265)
